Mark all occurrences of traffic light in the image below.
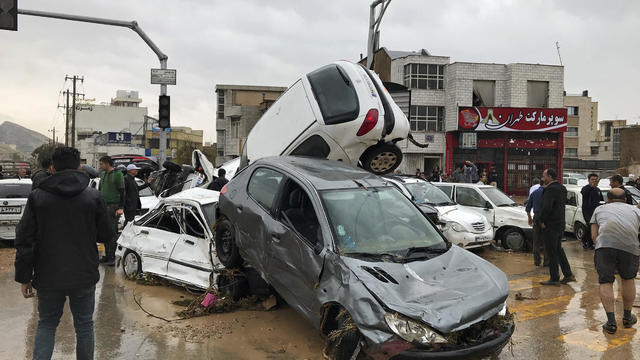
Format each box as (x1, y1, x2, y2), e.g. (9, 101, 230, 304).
(158, 95, 170, 129)
(0, 0, 18, 31)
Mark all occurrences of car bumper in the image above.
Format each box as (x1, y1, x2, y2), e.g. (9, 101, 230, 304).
(389, 322, 515, 359)
(442, 228, 493, 249)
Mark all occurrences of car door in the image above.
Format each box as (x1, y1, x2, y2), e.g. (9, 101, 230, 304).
(455, 186, 495, 226)
(264, 178, 325, 322)
(565, 190, 578, 232)
(167, 204, 214, 288)
(236, 167, 285, 276)
(134, 205, 183, 277)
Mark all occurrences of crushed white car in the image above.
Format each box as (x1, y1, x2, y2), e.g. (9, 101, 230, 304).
(0, 178, 31, 242)
(115, 188, 222, 289)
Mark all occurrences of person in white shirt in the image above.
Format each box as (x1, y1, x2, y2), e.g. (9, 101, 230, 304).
(529, 178, 541, 195)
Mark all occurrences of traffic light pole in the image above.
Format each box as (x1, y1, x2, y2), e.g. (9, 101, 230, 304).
(17, 8, 170, 165)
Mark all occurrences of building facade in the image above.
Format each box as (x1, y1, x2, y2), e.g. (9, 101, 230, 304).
(563, 91, 598, 159)
(215, 84, 287, 165)
(145, 126, 204, 161)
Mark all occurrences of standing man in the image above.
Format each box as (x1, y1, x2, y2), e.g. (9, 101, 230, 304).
(462, 160, 478, 183)
(581, 173, 603, 250)
(208, 168, 229, 191)
(123, 164, 149, 227)
(526, 183, 546, 266)
(538, 168, 576, 285)
(31, 158, 53, 190)
(609, 174, 633, 205)
(529, 178, 541, 195)
(591, 188, 640, 333)
(14, 147, 112, 360)
(98, 156, 125, 266)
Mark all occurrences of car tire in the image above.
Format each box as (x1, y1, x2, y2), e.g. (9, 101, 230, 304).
(359, 143, 403, 175)
(333, 311, 362, 360)
(122, 250, 142, 279)
(574, 222, 586, 243)
(215, 219, 242, 268)
(502, 228, 525, 251)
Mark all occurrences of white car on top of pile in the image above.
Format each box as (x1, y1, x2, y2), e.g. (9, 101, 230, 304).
(115, 188, 222, 289)
(0, 178, 32, 242)
(384, 175, 493, 249)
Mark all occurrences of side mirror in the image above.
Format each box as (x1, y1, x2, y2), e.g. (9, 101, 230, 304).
(484, 200, 492, 209)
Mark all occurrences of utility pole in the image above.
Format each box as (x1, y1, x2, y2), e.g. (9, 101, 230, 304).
(60, 90, 70, 146)
(65, 75, 84, 148)
(367, 0, 392, 69)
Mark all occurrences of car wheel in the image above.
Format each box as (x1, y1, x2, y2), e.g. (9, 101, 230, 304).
(502, 228, 525, 251)
(333, 311, 362, 360)
(122, 250, 142, 279)
(574, 222, 586, 243)
(359, 143, 403, 175)
(215, 219, 242, 268)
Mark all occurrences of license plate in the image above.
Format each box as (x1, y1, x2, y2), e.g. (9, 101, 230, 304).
(475, 236, 489, 242)
(0, 206, 21, 214)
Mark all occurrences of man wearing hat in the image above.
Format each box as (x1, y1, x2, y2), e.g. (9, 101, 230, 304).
(123, 164, 149, 227)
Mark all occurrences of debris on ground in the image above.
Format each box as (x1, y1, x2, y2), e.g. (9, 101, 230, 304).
(134, 273, 171, 287)
(515, 292, 538, 301)
(261, 295, 277, 311)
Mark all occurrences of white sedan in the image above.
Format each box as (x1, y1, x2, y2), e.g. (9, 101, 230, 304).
(115, 188, 223, 289)
(0, 178, 32, 241)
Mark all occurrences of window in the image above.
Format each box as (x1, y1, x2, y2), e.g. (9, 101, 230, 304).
(410, 106, 444, 131)
(604, 123, 612, 138)
(566, 127, 578, 137)
(472, 80, 495, 107)
(217, 130, 225, 157)
(567, 106, 579, 116)
(231, 120, 240, 138)
(565, 148, 578, 157)
(435, 184, 453, 198)
(181, 207, 207, 238)
(566, 191, 577, 207)
(605, 146, 608, 151)
(591, 146, 599, 155)
(247, 168, 284, 210)
(290, 135, 331, 158)
(307, 64, 359, 124)
(279, 181, 322, 247)
(460, 132, 477, 149)
(455, 187, 487, 208)
(144, 206, 182, 234)
(403, 64, 444, 90)
(0, 183, 31, 198)
(527, 81, 549, 107)
(217, 91, 225, 119)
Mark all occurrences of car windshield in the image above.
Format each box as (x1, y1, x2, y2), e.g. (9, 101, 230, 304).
(480, 187, 516, 207)
(140, 186, 153, 197)
(0, 183, 31, 198)
(320, 187, 446, 260)
(404, 182, 454, 205)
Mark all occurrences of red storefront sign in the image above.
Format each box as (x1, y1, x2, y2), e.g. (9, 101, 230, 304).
(458, 107, 568, 132)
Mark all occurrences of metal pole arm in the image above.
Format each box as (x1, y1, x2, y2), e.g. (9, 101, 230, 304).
(18, 9, 167, 62)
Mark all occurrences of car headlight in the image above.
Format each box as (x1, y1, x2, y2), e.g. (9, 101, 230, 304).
(445, 221, 465, 232)
(384, 313, 447, 345)
(498, 303, 507, 316)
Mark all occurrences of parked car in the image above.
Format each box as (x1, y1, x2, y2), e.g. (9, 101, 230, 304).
(564, 185, 587, 242)
(150, 149, 215, 198)
(115, 188, 222, 289)
(434, 183, 533, 251)
(598, 184, 640, 205)
(563, 172, 588, 187)
(215, 157, 513, 359)
(0, 178, 32, 242)
(235, 60, 415, 176)
(384, 175, 493, 249)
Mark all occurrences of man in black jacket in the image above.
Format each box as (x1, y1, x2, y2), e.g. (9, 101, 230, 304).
(123, 164, 150, 226)
(14, 147, 112, 360)
(208, 168, 229, 191)
(538, 168, 575, 286)
(581, 173, 603, 249)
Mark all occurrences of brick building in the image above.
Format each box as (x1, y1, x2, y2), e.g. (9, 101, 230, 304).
(215, 84, 287, 165)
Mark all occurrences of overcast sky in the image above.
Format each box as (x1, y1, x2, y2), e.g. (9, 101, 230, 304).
(1, 0, 639, 143)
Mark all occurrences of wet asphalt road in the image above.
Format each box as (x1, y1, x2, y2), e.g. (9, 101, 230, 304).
(1, 238, 639, 360)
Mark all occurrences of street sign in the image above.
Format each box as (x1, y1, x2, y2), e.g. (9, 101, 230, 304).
(0, 0, 18, 31)
(151, 69, 176, 85)
(107, 132, 132, 144)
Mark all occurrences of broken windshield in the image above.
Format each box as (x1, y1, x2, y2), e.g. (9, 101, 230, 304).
(320, 187, 446, 258)
(404, 181, 454, 205)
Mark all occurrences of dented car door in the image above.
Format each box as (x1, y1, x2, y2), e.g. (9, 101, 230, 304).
(136, 205, 183, 277)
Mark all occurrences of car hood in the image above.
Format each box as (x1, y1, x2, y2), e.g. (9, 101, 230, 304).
(341, 246, 508, 334)
(436, 205, 485, 224)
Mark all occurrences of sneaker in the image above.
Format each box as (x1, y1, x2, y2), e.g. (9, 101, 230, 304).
(623, 313, 637, 328)
(603, 322, 617, 334)
(560, 275, 576, 284)
(540, 280, 561, 286)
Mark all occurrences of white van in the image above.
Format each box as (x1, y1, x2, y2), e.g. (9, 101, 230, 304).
(237, 60, 413, 175)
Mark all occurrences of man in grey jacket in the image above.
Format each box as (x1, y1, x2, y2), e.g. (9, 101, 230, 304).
(453, 161, 478, 183)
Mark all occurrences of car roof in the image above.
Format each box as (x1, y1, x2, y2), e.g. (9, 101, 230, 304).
(166, 188, 219, 204)
(0, 178, 32, 185)
(435, 182, 492, 189)
(255, 156, 390, 191)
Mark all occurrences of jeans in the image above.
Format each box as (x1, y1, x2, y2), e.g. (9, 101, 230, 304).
(33, 285, 96, 360)
(543, 227, 573, 281)
(104, 204, 120, 260)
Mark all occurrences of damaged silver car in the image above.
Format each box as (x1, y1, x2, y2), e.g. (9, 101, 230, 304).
(215, 157, 514, 359)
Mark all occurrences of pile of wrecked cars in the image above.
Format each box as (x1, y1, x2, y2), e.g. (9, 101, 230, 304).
(115, 60, 514, 359)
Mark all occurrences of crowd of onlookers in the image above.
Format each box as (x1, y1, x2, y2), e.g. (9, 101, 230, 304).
(409, 160, 500, 186)
(0, 164, 32, 180)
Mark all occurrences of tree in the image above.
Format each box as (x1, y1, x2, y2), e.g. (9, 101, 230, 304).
(173, 143, 200, 165)
(31, 143, 62, 166)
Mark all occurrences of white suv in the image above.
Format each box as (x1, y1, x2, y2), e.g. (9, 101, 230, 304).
(435, 183, 533, 251)
(238, 60, 412, 175)
(385, 176, 493, 249)
(0, 178, 32, 242)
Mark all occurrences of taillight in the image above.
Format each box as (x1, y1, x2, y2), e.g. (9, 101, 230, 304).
(220, 184, 228, 195)
(356, 109, 378, 136)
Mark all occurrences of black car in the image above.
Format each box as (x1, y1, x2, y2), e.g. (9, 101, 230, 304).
(215, 157, 513, 359)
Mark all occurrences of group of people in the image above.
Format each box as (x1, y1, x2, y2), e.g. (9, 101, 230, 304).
(414, 160, 499, 186)
(525, 170, 640, 334)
